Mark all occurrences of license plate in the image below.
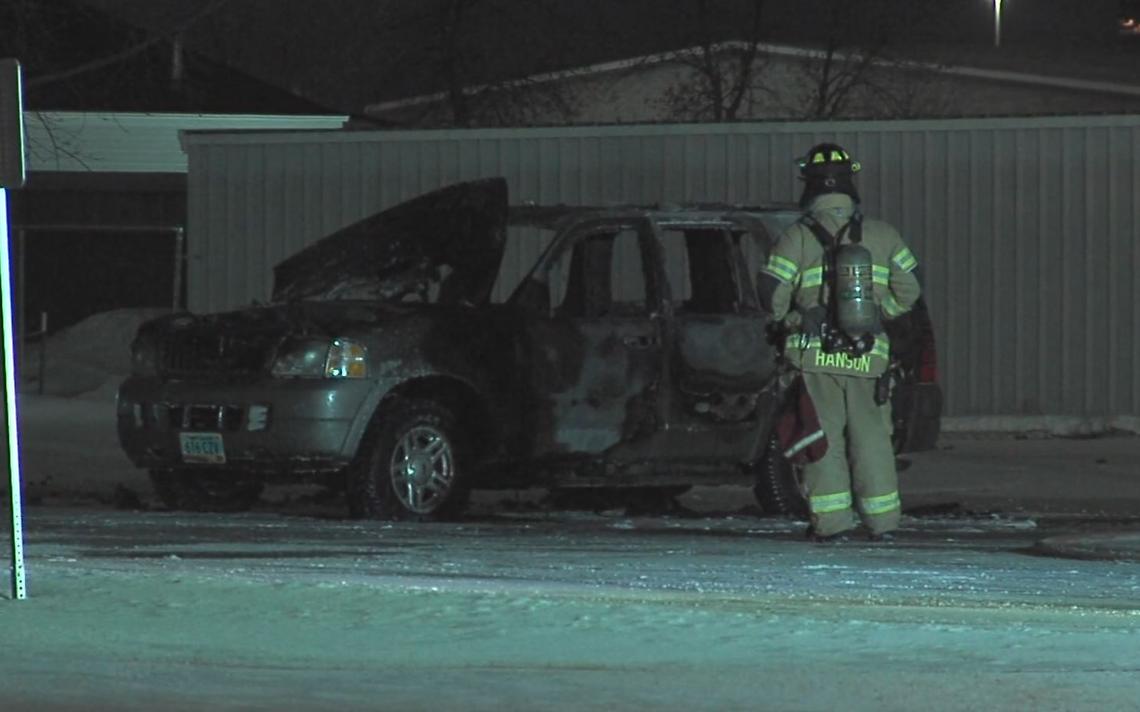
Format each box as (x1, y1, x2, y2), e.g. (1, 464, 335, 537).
(179, 432, 226, 464)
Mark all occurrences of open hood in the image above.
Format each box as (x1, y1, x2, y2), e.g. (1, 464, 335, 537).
(272, 177, 508, 305)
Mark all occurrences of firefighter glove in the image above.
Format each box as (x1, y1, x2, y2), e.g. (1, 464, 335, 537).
(799, 305, 827, 339)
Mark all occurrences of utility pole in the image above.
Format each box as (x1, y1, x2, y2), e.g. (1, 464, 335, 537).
(1, 58, 27, 601)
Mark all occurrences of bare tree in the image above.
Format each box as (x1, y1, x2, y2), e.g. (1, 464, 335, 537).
(389, 0, 581, 127)
(656, 0, 770, 122)
(797, 1, 887, 119)
(790, 0, 946, 120)
(437, 0, 476, 126)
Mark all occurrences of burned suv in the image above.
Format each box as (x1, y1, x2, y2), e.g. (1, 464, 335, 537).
(117, 178, 941, 519)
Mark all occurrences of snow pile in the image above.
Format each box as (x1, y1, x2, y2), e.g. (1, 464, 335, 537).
(20, 307, 169, 398)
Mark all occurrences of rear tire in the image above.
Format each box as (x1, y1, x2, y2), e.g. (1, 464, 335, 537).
(148, 468, 263, 512)
(346, 398, 471, 521)
(750, 432, 808, 519)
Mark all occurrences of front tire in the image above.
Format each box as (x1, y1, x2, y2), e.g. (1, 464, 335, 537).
(347, 398, 471, 521)
(750, 432, 808, 519)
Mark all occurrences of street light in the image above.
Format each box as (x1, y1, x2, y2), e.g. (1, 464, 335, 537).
(993, 0, 1003, 48)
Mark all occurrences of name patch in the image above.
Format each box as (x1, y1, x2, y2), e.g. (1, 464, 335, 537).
(814, 350, 872, 373)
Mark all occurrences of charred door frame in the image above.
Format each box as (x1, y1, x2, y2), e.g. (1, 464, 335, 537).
(627, 216, 781, 465)
(515, 216, 668, 460)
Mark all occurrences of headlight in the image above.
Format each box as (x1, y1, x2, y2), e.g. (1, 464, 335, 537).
(270, 338, 328, 377)
(325, 339, 368, 379)
(271, 338, 368, 379)
(130, 336, 159, 377)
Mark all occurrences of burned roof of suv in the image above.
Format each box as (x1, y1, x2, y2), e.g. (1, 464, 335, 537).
(271, 176, 800, 306)
(272, 177, 510, 305)
(507, 201, 801, 229)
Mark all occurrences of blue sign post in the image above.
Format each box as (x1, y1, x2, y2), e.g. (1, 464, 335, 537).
(1, 58, 27, 601)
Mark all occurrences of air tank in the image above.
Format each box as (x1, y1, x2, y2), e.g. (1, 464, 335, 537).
(833, 243, 876, 337)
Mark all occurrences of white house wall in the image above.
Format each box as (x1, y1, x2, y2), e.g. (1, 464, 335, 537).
(183, 116, 1140, 418)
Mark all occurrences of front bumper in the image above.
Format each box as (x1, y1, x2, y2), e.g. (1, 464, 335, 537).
(116, 375, 375, 479)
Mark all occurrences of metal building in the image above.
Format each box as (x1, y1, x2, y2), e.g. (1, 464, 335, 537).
(14, 111, 347, 331)
(182, 116, 1140, 418)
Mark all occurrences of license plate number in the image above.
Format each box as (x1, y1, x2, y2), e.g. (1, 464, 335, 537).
(179, 432, 226, 464)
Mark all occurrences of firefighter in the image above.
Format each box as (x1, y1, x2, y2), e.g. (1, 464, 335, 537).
(758, 143, 922, 542)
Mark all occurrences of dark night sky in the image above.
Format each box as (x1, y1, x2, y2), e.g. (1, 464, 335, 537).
(8, 0, 1137, 114)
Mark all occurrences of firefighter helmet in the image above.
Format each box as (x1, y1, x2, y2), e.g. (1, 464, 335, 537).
(797, 143, 861, 207)
(798, 143, 861, 177)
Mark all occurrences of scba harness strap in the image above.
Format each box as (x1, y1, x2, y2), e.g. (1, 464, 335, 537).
(800, 212, 863, 250)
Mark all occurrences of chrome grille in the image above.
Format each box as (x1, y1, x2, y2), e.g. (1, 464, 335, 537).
(166, 404, 245, 432)
(159, 329, 273, 378)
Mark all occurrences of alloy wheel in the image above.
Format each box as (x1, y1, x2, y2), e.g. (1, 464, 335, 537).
(388, 425, 455, 514)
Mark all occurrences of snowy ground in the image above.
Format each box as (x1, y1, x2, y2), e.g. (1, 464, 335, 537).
(4, 504, 1139, 712)
(2, 310, 1139, 711)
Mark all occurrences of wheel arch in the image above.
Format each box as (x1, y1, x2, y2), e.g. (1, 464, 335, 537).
(346, 374, 495, 464)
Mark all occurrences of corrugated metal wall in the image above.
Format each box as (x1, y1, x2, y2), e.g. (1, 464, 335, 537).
(184, 116, 1140, 417)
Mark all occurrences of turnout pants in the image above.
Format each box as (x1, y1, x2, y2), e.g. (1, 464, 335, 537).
(801, 371, 901, 536)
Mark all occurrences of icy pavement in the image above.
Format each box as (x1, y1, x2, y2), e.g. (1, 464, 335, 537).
(3, 507, 1139, 711)
(1036, 531, 1140, 562)
(4, 568, 1138, 712)
(17, 506, 1140, 609)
